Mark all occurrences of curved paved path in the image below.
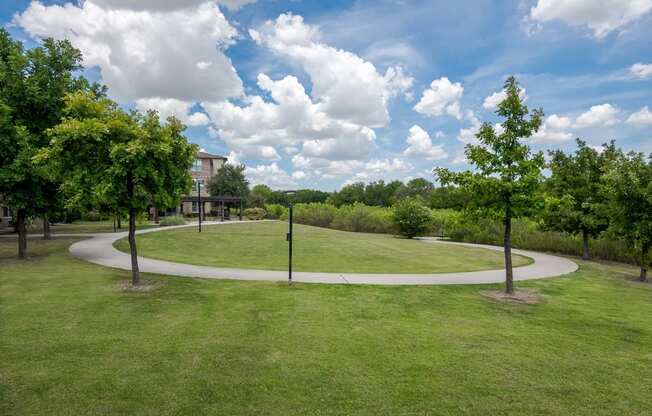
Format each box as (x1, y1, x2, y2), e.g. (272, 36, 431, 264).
(57, 221, 578, 285)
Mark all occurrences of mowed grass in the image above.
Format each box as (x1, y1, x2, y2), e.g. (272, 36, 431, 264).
(114, 221, 531, 273)
(1, 238, 652, 415)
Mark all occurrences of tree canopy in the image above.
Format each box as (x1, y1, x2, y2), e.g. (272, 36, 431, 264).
(542, 139, 615, 259)
(0, 29, 101, 257)
(604, 150, 652, 281)
(42, 91, 197, 284)
(207, 163, 249, 197)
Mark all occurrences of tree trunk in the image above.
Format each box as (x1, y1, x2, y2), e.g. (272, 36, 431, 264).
(117, 216, 122, 229)
(640, 243, 649, 282)
(581, 229, 589, 260)
(43, 214, 51, 240)
(126, 173, 140, 285)
(504, 206, 514, 294)
(128, 209, 140, 285)
(17, 209, 27, 259)
(153, 207, 159, 224)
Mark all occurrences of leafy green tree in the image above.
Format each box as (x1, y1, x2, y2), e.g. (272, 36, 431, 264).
(391, 197, 433, 238)
(435, 77, 544, 294)
(0, 29, 99, 258)
(364, 180, 403, 206)
(429, 186, 472, 210)
(207, 163, 249, 197)
(398, 178, 435, 200)
(294, 189, 330, 204)
(604, 151, 652, 281)
(543, 139, 614, 259)
(327, 182, 365, 207)
(42, 92, 197, 285)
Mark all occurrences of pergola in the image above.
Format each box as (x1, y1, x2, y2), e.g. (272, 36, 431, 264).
(180, 195, 245, 221)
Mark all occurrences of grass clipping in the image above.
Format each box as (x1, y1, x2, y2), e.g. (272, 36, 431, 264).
(482, 289, 542, 305)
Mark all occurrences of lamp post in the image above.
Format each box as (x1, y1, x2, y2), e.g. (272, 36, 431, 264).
(197, 180, 202, 233)
(285, 190, 296, 284)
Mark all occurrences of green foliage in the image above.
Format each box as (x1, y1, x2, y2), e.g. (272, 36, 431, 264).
(542, 139, 615, 258)
(288, 202, 396, 234)
(429, 186, 471, 210)
(435, 76, 545, 292)
(604, 150, 652, 279)
(292, 203, 338, 228)
(328, 180, 415, 207)
(0, 29, 100, 256)
(264, 203, 288, 220)
(391, 197, 433, 238)
(244, 207, 267, 221)
(159, 216, 187, 227)
(42, 91, 197, 283)
(207, 163, 249, 197)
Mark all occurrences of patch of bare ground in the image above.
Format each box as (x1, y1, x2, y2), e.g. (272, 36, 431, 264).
(118, 279, 162, 292)
(482, 289, 542, 305)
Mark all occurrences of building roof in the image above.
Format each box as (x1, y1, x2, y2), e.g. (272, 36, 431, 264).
(197, 151, 227, 160)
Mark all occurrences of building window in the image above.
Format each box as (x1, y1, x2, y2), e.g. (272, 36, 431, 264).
(191, 202, 199, 213)
(192, 159, 202, 172)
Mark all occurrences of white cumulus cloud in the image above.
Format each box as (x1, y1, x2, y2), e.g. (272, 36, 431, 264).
(414, 77, 464, 119)
(627, 106, 652, 125)
(250, 13, 412, 128)
(529, 0, 652, 39)
(575, 104, 620, 127)
(135, 98, 210, 126)
(629, 62, 652, 79)
(15, 1, 244, 103)
(403, 125, 448, 160)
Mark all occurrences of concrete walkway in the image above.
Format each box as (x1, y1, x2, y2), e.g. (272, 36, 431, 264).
(2, 221, 578, 285)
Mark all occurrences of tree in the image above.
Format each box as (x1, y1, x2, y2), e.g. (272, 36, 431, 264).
(604, 151, 652, 281)
(435, 77, 544, 294)
(42, 92, 197, 285)
(327, 182, 365, 207)
(543, 139, 614, 259)
(429, 186, 471, 210)
(400, 178, 435, 200)
(207, 163, 249, 197)
(0, 30, 98, 258)
(391, 197, 433, 238)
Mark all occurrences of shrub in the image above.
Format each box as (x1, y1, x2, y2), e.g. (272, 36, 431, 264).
(391, 198, 433, 238)
(244, 207, 267, 220)
(159, 216, 187, 226)
(293, 203, 338, 228)
(265, 204, 288, 220)
(331, 203, 395, 234)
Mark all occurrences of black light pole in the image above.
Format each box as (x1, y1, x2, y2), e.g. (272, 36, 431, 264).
(197, 180, 202, 233)
(285, 190, 296, 284)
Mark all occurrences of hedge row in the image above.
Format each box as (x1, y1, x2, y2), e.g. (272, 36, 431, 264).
(264, 202, 637, 265)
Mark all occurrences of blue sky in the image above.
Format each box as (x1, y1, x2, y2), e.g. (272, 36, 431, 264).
(3, 0, 652, 190)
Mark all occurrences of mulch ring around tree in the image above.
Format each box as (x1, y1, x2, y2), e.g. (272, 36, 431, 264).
(481, 289, 542, 305)
(117, 279, 162, 292)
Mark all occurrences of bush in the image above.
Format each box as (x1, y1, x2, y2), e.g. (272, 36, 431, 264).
(391, 198, 433, 238)
(331, 203, 396, 234)
(265, 204, 288, 220)
(244, 207, 267, 220)
(292, 203, 338, 228)
(159, 215, 187, 226)
(431, 208, 639, 264)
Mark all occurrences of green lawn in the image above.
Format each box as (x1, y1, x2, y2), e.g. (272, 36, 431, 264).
(0, 220, 161, 235)
(114, 221, 531, 273)
(1, 238, 651, 415)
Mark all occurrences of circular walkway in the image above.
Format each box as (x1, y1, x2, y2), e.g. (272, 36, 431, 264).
(63, 221, 578, 285)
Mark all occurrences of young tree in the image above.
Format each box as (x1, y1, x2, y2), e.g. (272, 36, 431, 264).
(207, 163, 249, 197)
(0, 29, 98, 257)
(435, 77, 544, 294)
(42, 92, 197, 285)
(604, 151, 652, 281)
(391, 197, 433, 238)
(543, 139, 614, 259)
